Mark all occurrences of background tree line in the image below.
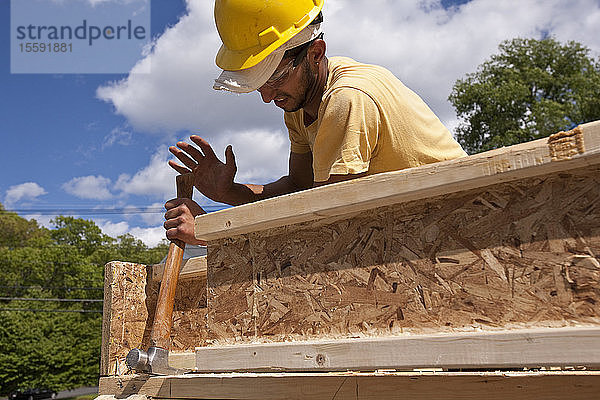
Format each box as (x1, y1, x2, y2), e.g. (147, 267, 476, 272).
(0, 204, 168, 394)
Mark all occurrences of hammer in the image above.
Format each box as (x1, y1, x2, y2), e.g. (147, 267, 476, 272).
(126, 173, 195, 375)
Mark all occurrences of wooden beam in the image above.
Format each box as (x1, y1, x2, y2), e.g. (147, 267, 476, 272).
(100, 262, 115, 377)
(99, 371, 600, 400)
(169, 351, 196, 371)
(193, 327, 600, 372)
(150, 255, 207, 284)
(195, 121, 600, 241)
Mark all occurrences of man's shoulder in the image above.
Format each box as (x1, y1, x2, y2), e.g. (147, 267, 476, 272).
(327, 56, 395, 79)
(325, 57, 401, 98)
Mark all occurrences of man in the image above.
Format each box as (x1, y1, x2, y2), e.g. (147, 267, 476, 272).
(164, 0, 466, 245)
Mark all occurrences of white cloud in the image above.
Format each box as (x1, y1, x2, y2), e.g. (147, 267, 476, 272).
(114, 145, 177, 199)
(97, 0, 600, 186)
(103, 125, 133, 149)
(211, 128, 289, 183)
(111, 128, 288, 207)
(4, 182, 47, 207)
(22, 212, 166, 248)
(96, 0, 281, 135)
(96, 219, 166, 247)
(97, 220, 130, 238)
(62, 175, 113, 200)
(49, 0, 147, 7)
(140, 202, 167, 225)
(129, 226, 166, 247)
(23, 214, 55, 230)
(323, 0, 600, 124)
(87, 0, 146, 6)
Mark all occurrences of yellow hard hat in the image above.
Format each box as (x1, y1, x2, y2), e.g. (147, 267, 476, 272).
(214, 0, 325, 71)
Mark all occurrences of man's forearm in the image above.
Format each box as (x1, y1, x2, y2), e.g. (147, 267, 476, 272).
(221, 176, 310, 206)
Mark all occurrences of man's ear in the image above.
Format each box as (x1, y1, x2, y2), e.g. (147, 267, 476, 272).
(308, 39, 326, 65)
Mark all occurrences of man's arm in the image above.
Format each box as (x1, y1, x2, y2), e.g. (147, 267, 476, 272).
(169, 135, 314, 206)
(314, 172, 368, 187)
(243, 150, 314, 202)
(165, 137, 361, 245)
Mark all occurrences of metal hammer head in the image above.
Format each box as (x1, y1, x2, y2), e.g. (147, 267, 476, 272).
(126, 346, 184, 375)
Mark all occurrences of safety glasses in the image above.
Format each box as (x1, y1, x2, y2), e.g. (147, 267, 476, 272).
(263, 40, 312, 88)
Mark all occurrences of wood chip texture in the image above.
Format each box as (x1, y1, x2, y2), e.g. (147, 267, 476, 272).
(102, 262, 207, 376)
(206, 166, 600, 345)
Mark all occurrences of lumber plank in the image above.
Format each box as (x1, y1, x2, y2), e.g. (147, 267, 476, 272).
(194, 121, 600, 241)
(99, 371, 600, 400)
(169, 351, 196, 370)
(194, 327, 600, 372)
(150, 255, 207, 284)
(100, 262, 114, 377)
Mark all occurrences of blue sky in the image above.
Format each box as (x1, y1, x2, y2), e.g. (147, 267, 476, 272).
(1, 0, 599, 246)
(1, 0, 201, 244)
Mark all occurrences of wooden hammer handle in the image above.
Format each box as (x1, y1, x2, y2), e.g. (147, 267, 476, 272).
(150, 173, 195, 349)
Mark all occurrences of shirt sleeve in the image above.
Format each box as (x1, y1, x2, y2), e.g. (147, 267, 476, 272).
(312, 87, 380, 182)
(284, 111, 311, 154)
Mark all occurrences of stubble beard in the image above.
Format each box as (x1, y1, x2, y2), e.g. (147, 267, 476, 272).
(283, 61, 315, 113)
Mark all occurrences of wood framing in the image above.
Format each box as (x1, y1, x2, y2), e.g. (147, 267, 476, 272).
(195, 121, 600, 241)
(100, 257, 207, 376)
(99, 371, 600, 400)
(194, 327, 600, 372)
(100, 122, 600, 390)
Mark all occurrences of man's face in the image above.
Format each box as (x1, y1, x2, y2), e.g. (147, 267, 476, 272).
(257, 54, 314, 112)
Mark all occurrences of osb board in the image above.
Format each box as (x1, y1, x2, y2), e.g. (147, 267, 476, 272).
(101, 262, 207, 376)
(206, 166, 600, 345)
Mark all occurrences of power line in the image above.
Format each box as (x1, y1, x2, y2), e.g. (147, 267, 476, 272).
(1, 205, 226, 215)
(0, 308, 102, 313)
(0, 297, 103, 303)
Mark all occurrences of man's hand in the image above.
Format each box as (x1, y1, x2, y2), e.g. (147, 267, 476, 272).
(164, 198, 207, 245)
(169, 135, 237, 203)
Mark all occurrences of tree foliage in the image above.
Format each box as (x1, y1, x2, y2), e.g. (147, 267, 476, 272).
(0, 205, 49, 249)
(0, 206, 169, 394)
(449, 37, 600, 153)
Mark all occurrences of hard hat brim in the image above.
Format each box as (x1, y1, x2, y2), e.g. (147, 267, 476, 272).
(214, 24, 322, 94)
(214, 49, 285, 94)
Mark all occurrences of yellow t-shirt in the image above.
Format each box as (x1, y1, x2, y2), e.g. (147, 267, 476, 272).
(285, 56, 467, 182)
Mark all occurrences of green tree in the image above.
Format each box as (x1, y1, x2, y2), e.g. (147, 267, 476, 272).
(449, 37, 600, 153)
(0, 205, 49, 248)
(89, 233, 170, 266)
(0, 206, 170, 394)
(50, 216, 111, 257)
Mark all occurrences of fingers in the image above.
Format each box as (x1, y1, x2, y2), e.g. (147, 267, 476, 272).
(168, 160, 191, 175)
(163, 204, 204, 245)
(175, 140, 207, 165)
(225, 145, 236, 167)
(190, 135, 218, 160)
(164, 198, 204, 219)
(165, 227, 180, 241)
(169, 136, 223, 173)
(164, 197, 186, 210)
(169, 145, 198, 171)
(164, 226, 207, 246)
